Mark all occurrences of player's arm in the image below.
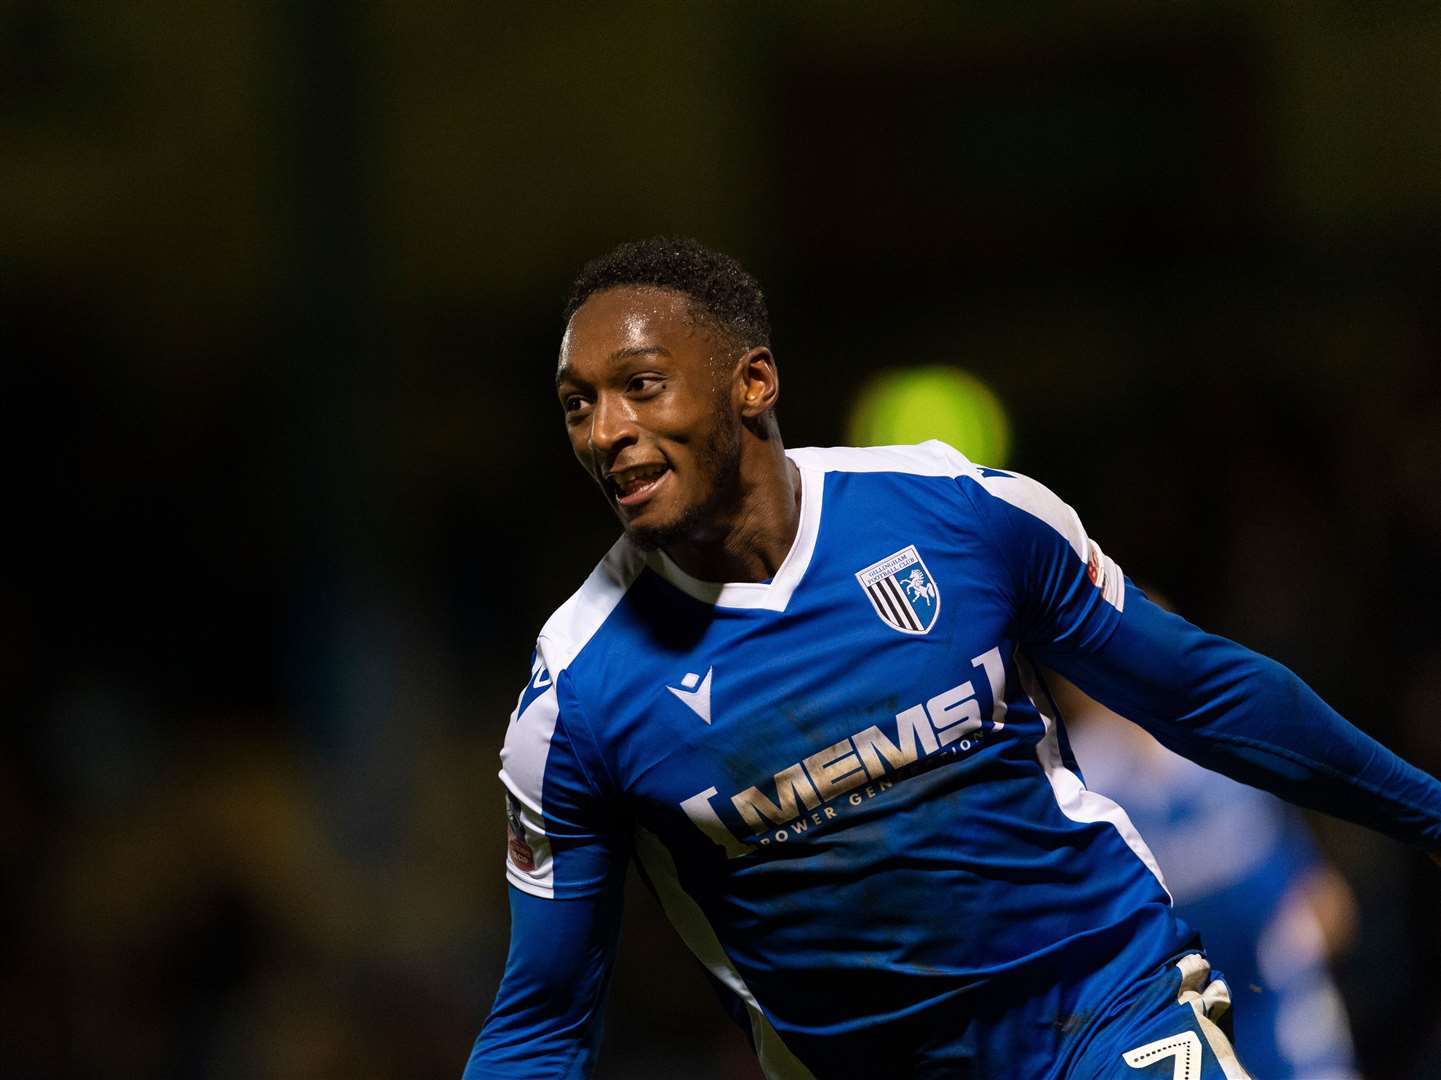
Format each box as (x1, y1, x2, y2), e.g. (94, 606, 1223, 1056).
(1044, 582, 1441, 851)
(465, 882, 624, 1079)
(464, 658, 628, 1078)
(963, 467, 1441, 856)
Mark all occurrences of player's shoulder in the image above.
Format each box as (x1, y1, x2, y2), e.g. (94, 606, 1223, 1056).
(960, 461, 1088, 559)
(787, 441, 1087, 559)
(531, 535, 648, 679)
(787, 439, 979, 479)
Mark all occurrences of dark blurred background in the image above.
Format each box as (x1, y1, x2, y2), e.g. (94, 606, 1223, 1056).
(5, 3, 1441, 1077)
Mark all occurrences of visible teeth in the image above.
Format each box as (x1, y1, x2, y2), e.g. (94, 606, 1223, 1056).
(612, 466, 666, 494)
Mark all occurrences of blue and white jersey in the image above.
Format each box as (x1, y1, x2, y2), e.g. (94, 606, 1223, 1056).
(468, 442, 1441, 1080)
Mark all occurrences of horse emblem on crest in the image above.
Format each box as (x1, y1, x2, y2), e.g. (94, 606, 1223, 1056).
(855, 545, 941, 635)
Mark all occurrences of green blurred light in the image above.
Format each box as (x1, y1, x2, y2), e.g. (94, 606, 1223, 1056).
(847, 365, 1012, 467)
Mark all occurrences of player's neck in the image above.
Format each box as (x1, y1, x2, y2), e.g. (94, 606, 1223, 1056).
(662, 444, 801, 585)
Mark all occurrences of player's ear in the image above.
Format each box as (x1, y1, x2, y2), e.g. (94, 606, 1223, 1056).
(736, 346, 779, 419)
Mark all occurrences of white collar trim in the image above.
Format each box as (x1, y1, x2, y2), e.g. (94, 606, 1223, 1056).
(646, 457, 823, 612)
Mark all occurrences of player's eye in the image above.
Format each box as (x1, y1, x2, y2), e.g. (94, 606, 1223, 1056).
(627, 374, 664, 395)
(561, 394, 591, 416)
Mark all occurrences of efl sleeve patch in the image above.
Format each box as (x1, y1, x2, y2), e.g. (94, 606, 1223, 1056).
(505, 791, 543, 875)
(500, 662, 623, 900)
(1087, 540, 1126, 612)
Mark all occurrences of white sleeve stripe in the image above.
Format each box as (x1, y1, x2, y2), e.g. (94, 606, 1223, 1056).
(500, 794, 555, 898)
(537, 537, 647, 675)
(506, 867, 556, 899)
(973, 471, 1088, 562)
(498, 774, 556, 898)
(974, 469, 1128, 613)
(499, 684, 560, 896)
(786, 439, 971, 478)
(501, 686, 560, 808)
(498, 539, 646, 901)
(1090, 540, 1126, 612)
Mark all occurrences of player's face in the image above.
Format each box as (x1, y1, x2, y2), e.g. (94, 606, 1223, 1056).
(556, 286, 743, 550)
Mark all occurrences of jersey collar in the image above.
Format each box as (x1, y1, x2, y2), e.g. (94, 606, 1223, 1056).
(645, 455, 823, 612)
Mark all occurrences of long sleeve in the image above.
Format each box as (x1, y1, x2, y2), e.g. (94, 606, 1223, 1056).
(963, 465, 1441, 853)
(465, 652, 629, 1078)
(464, 883, 625, 1079)
(1040, 584, 1441, 852)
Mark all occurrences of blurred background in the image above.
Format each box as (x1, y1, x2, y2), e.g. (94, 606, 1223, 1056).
(5, 2, 1441, 1077)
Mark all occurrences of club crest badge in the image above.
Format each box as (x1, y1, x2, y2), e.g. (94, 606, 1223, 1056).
(855, 545, 941, 635)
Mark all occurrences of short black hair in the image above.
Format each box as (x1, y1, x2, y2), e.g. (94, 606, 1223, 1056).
(563, 236, 770, 351)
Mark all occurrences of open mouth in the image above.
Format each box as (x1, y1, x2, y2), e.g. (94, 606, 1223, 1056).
(608, 464, 670, 508)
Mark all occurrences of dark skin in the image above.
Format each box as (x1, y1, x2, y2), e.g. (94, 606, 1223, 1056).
(556, 285, 801, 583)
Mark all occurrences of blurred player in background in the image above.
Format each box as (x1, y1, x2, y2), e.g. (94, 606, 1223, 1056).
(464, 237, 1441, 1079)
(1059, 665, 1362, 1079)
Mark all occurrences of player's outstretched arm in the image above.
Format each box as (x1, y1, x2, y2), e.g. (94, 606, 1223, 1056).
(1043, 581, 1441, 855)
(961, 463, 1441, 857)
(464, 881, 624, 1079)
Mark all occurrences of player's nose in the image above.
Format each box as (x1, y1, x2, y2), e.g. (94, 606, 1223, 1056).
(588, 391, 638, 459)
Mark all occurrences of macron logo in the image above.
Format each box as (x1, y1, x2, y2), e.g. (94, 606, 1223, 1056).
(668, 668, 713, 724)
